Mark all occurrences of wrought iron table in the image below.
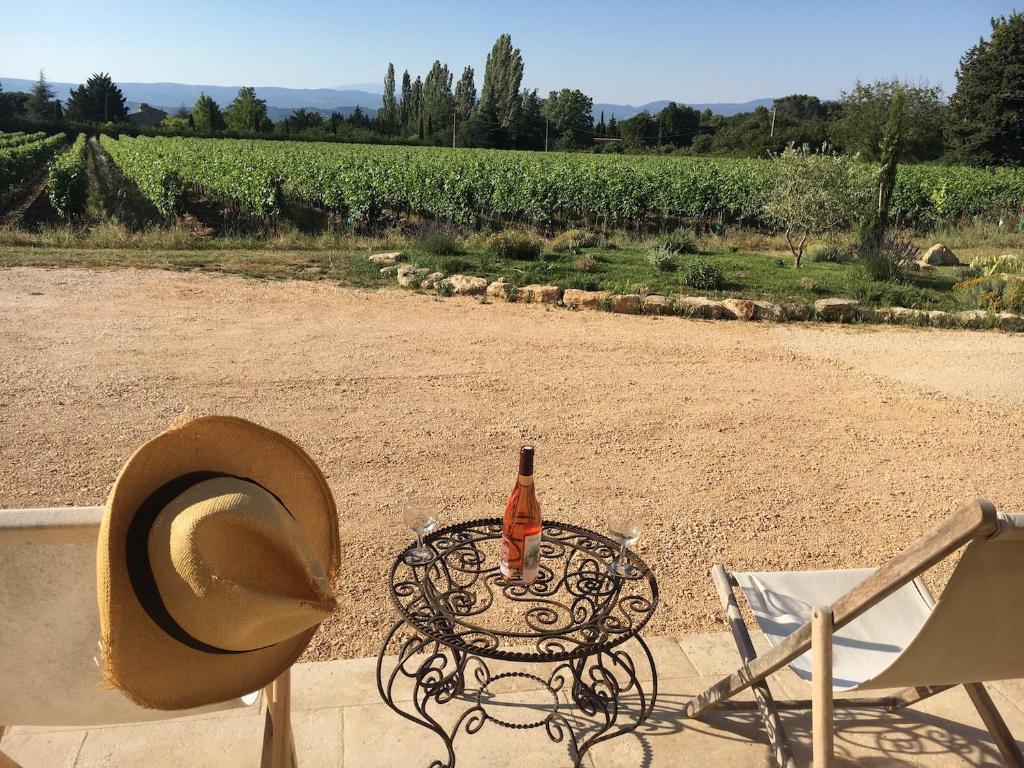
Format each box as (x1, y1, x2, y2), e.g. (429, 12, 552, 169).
(376, 518, 659, 767)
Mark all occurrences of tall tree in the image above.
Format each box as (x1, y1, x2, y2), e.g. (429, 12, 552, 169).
(596, 110, 606, 137)
(516, 89, 545, 150)
(349, 105, 369, 129)
(399, 70, 413, 134)
(542, 89, 593, 150)
(25, 70, 61, 121)
(828, 80, 945, 162)
(862, 86, 909, 246)
(380, 63, 399, 135)
(618, 111, 659, 148)
(606, 114, 618, 139)
(411, 77, 424, 139)
(192, 92, 225, 131)
(64, 72, 127, 123)
(423, 60, 454, 142)
(949, 12, 1024, 167)
(287, 108, 324, 132)
(454, 66, 476, 123)
(458, 97, 503, 148)
(480, 34, 524, 138)
(224, 86, 271, 132)
(656, 101, 701, 147)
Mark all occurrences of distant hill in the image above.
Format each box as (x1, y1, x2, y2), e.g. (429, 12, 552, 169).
(0, 76, 773, 121)
(0, 78, 383, 116)
(593, 98, 776, 120)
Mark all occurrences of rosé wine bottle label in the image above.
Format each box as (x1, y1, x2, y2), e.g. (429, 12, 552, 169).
(522, 532, 541, 580)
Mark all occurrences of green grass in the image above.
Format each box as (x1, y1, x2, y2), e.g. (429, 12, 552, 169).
(403, 243, 965, 310)
(0, 238, 969, 310)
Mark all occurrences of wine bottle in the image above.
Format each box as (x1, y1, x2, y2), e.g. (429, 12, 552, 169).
(500, 445, 542, 585)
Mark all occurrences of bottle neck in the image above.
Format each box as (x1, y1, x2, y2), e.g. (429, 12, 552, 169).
(517, 474, 534, 486)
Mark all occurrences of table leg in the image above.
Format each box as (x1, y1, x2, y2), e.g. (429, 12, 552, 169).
(554, 636, 657, 767)
(376, 620, 487, 768)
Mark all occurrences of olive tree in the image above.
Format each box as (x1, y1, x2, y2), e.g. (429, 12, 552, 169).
(765, 144, 873, 267)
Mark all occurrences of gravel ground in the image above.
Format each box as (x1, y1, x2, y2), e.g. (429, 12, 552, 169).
(1, 267, 1022, 662)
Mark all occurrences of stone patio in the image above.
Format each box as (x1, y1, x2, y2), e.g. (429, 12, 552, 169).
(4, 632, 1023, 767)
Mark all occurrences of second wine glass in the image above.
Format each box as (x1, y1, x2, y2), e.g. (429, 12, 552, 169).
(403, 493, 439, 564)
(606, 512, 641, 578)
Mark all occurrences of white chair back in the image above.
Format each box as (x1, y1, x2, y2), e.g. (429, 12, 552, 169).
(0, 508, 255, 726)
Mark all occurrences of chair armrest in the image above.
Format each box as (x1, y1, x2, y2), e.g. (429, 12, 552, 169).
(0, 507, 104, 543)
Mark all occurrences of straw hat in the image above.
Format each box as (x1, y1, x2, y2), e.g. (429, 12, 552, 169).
(97, 416, 340, 710)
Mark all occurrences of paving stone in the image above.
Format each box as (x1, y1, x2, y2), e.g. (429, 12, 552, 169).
(290, 707, 345, 768)
(292, 656, 402, 709)
(775, 683, 1024, 767)
(72, 714, 264, 768)
(344, 696, 595, 768)
(0, 729, 85, 768)
(587, 675, 770, 768)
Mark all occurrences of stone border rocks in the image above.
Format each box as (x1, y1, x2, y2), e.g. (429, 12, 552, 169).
(388, 268, 1024, 333)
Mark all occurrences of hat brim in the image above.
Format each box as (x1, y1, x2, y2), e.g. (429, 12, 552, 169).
(98, 416, 339, 710)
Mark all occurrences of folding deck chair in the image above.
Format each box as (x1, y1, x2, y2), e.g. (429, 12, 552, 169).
(687, 499, 1024, 768)
(0, 507, 297, 768)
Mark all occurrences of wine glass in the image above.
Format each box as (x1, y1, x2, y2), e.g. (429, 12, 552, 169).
(607, 512, 641, 578)
(403, 493, 438, 565)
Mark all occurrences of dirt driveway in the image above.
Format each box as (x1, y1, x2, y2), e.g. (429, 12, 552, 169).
(1, 267, 1022, 661)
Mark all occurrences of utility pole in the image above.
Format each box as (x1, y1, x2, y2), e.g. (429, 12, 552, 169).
(769, 106, 777, 139)
(545, 118, 549, 152)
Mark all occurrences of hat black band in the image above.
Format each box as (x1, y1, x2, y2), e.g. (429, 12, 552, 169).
(125, 471, 294, 655)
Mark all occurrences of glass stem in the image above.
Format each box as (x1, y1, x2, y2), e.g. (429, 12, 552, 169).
(417, 532, 424, 551)
(617, 542, 627, 567)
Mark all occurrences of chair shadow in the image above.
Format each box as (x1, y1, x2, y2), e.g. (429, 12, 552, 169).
(554, 687, 1012, 767)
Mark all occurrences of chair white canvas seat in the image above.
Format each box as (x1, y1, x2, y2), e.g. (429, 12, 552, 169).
(734, 569, 934, 691)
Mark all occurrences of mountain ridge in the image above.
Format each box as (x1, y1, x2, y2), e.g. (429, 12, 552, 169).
(0, 77, 776, 120)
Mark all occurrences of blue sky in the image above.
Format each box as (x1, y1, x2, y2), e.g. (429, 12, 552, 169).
(0, 1, 1016, 103)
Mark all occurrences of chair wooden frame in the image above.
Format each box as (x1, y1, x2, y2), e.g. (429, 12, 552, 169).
(0, 506, 297, 768)
(686, 499, 1024, 768)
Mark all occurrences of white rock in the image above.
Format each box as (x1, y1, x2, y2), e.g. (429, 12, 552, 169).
(486, 279, 515, 300)
(642, 294, 670, 315)
(609, 294, 641, 314)
(814, 298, 860, 322)
(420, 272, 444, 289)
(516, 284, 562, 304)
(562, 289, 609, 310)
(368, 251, 402, 266)
(920, 243, 959, 266)
(675, 296, 726, 319)
(442, 274, 488, 296)
(397, 264, 428, 288)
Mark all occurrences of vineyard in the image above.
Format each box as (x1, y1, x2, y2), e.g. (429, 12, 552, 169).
(0, 132, 67, 194)
(97, 134, 1024, 230)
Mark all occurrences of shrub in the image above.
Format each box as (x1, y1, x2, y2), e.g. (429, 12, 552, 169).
(415, 222, 462, 256)
(857, 234, 919, 282)
(439, 256, 473, 274)
(681, 258, 724, 290)
(658, 228, 697, 254)
(575, 255, 599, 273)
(955, 276, 1024, 313)
(809, 238, 855, 264)
(648, 245, 680, 272)
(969, 254, 1024, 276)
(765, 144, 874, 267)
(435, 279, 455, 297)
(550, 228, 600, 252)
(486, 230, 542, 261)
